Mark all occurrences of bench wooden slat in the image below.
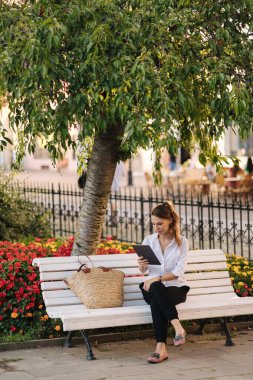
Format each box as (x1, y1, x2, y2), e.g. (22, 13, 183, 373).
(43, 285, 235, 305)
(41, 276, 145, 290)
(43, 284, 145, 299)
(186, 262, 228, 271)
(40, 271, 230, 291)
(44, 296, 146, 307)
(185, 271, 229, 280)
(47, 305, 86, 317)
(188, 286, 234, 296)
(44, 289, 237, 308)
(37, 253, 227, 273)
(42, 277, 233, 300)
(188, 278, 231, 288)
(46, 300, 147, 318)
(42, 286, 141, 300)
(39, 262, 228, 281)
(33, 249, 225, 266)
(40, 268, 141, 281)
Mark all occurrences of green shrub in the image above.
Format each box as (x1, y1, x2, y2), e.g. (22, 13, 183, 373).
(0, 171, 50, 241)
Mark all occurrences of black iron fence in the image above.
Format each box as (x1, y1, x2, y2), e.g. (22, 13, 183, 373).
(8, 182, 253, 260)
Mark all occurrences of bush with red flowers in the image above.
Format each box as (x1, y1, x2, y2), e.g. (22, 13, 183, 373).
(0, 238, 73, 340)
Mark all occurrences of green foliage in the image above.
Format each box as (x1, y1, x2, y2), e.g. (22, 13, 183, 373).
(0, 0, 252, 168)
(0, 172, 51, 241)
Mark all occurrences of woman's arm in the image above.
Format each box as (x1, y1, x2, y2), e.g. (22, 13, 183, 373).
(171, 237, 189, 278)
(143, 272, 177, 291)
(159, 272, 177, 281)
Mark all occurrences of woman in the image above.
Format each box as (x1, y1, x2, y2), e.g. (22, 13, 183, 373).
(138, 201, 190, 364)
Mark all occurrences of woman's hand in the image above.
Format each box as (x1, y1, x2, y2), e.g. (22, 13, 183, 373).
(138, 256, 149, 273)
(143, 277, 160, 291)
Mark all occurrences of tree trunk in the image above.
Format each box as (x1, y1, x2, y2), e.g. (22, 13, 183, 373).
(72, 124, 124, 256)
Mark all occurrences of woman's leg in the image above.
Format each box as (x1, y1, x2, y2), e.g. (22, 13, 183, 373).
(149, 282, 188, 336)
(148, 297, 170, 360)
(140, 283, 168, 357)
(150, 297, 169, 344)
(140, 282, 189, 359)
(170, 318, 185, 336)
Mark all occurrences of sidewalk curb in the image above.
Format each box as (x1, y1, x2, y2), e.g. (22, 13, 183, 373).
(0, 321, 252, 352)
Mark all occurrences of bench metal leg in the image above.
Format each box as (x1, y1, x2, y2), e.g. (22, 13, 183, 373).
(195, 319, 206, 335)
(80, 330, 96, 360)
(64, 331, 73, 348)
(219, 318, 234, 346)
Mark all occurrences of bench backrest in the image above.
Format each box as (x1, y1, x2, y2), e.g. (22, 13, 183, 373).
(33, 249, 236, 313)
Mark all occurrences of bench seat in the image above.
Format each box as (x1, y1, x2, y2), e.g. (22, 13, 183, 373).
(33, 249, 253, 359)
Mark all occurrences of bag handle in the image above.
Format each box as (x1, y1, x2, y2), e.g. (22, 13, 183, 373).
(78, 265, 112, 273)
(77, 263, 89, 272)
(77, 252, 95, 269)
(76, 243, 112, 272)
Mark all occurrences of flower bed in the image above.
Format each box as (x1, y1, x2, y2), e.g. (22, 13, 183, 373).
(96, 238, 135, 255)
(0, 237, 74, 340)
(0, 237, 252, 341)
(226, 254, 253, 297)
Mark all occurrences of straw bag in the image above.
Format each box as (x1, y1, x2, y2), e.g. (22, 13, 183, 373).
(65, 261, 125, 309)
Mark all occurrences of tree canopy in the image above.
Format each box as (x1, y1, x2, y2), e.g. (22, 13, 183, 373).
(0, 0, 253, 254)
(1, 0, 252, 167)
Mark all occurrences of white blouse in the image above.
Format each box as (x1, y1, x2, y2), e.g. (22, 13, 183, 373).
(142, 233, 189, 288)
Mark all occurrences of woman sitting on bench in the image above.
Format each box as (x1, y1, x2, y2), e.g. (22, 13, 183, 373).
(138, 201, 190, 364)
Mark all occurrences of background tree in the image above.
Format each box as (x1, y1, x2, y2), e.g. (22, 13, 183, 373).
(0, 0, 252, 255)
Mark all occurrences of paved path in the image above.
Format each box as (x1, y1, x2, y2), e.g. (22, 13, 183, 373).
(1, 330, 253, 380)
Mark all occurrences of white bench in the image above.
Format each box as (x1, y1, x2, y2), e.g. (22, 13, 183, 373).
(32, 249, 253, 360)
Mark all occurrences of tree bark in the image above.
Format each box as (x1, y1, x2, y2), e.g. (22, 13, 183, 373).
(72, 124, 124, 256)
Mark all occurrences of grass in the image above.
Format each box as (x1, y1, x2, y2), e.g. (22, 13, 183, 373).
(0, 328, 47, 344)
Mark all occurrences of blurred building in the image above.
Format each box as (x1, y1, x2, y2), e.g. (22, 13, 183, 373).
(1, 103, 252, 173)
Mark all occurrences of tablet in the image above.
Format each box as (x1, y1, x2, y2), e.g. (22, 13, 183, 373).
(133, 245, 161, 265)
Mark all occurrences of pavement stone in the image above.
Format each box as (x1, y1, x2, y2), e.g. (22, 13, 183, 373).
(0, 330, 253, 380)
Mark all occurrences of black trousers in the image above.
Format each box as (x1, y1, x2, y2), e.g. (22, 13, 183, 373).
(140, 281, 190, 343)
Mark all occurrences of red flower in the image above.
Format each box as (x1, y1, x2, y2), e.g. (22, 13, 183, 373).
(10, 326, 17, 332)
(27, 273, 36, 281)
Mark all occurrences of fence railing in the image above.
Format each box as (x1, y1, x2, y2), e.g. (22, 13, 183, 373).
(8, 181, 253, 260)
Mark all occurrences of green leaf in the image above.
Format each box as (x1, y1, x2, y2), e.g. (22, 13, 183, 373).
(199, 153, 207, 166)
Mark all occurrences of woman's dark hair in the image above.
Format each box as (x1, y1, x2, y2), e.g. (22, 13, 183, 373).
(151, 201, 181, 246)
